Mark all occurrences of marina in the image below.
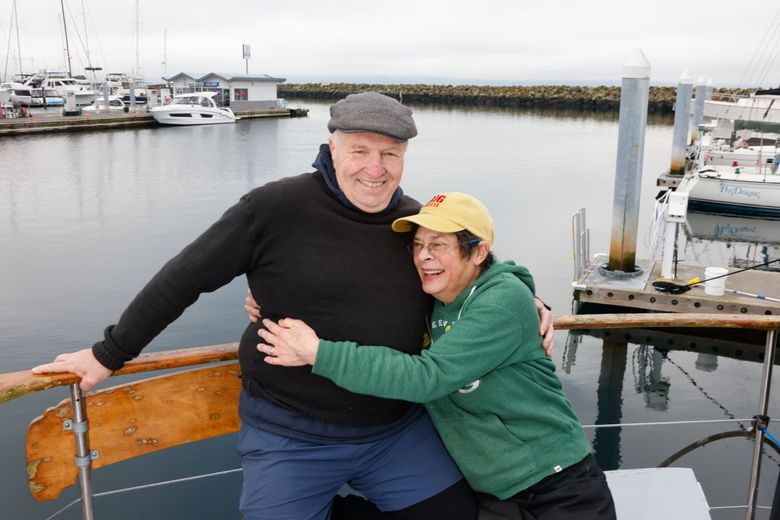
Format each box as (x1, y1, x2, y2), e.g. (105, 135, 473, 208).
(2, 0, 779, 516)
(0, 106, 308, 136)
(2, 93, 780, 519)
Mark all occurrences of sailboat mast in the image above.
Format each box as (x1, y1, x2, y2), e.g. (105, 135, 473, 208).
(135, 0, 139, 76)
(13, 0, 23, 78)
(162, 29, 166, 76)
(59, 0, 72, 77)
(81, 0, 90, 66)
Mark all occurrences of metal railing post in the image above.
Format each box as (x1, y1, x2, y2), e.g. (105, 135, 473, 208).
(69, 383, 96, 520)
(745, 329, 778, 520)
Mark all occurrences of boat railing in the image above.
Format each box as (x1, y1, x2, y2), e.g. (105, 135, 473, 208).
(1, 313, 779, 520)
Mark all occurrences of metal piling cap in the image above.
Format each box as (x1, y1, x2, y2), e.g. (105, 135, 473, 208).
(678, 68, 693, 85)
(622, 48, 651, 79)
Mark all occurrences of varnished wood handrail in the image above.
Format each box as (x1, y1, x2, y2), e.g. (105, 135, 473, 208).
(2, 313, 779, 404)
(0, 343, 238, 404)
(553, 313, 780, 331)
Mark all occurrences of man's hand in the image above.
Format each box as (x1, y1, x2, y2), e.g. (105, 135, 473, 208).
(245, 289, 261, 323)
(535, 298, 554, 357)
(32, 348, 113, 391)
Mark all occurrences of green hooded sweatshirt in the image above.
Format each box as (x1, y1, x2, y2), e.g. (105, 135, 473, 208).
(313, 261, 591, 499)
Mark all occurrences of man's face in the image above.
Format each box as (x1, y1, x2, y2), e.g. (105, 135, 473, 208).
(329, 131, 406, 213)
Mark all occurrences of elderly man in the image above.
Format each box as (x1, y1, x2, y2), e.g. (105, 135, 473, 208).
(34, 92, 552, 520)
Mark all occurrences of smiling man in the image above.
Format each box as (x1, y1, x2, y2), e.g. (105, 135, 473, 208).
(34, 93, 490, 520)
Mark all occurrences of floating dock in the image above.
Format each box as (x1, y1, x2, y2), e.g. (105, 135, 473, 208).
(573, 254, 780, 316)
(0, 107, 308, 137)
(657, 171, 683, 188)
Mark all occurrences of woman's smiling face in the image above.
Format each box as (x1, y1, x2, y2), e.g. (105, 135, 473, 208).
(411, 227, 485, 305)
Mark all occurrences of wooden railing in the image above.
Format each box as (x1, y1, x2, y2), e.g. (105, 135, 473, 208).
(3, 313, 779, 404)
(1, 313, 778, 520)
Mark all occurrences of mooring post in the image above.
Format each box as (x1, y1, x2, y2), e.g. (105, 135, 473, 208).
(669, 70, 693, 176)
(69, 383, 96, 520)
(102, 83, 110, 114)
(745, 329, 778, 520)
(129, 81, 137, 111)
(690, 76, 707, 144)
(605, 49, 650, 274)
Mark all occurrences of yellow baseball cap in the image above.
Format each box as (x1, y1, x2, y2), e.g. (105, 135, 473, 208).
(392, 192, 494, 245)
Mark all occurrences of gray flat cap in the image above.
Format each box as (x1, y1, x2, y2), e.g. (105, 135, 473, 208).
(328, 92, 417, 141)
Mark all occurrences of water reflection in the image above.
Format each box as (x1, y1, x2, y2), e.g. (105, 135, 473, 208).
(594, 338, 626, 470)
(0, 100, 773, 519)
(562, 320, 776, 515)
(683, 211, 780, 275)
(402, 102, 674, 127)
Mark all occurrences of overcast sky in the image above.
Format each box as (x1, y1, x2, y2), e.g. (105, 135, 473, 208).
(3, 0, 780, 87)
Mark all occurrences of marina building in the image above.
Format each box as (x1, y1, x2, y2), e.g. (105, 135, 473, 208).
(161, 72, 286, 110)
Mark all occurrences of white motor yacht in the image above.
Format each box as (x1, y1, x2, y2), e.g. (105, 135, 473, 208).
(25, 72, 97, 107)
(3, 82, 33, 105)
(83, 96, 128, 112)
(150, 92, 236, 125)
(105, 73, 149, 104)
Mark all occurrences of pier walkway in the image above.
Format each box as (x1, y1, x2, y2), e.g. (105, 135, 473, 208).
(0, 107, 308, 137)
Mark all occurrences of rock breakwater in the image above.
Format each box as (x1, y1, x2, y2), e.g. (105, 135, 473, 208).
(278, 83, 738, 113)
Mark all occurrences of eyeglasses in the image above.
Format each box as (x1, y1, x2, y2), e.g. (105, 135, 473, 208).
(406, 239, 481, 256)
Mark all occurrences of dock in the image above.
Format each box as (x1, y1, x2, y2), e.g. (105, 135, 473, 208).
(656, 171, 683, 188)
(0, 107, 308, 137)
(573, 254, 780, 316)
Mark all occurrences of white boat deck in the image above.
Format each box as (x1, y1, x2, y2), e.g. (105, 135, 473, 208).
(606, 468, 711, 519)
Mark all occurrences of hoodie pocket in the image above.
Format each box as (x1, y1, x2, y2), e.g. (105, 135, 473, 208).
(436, 413, 536, 493)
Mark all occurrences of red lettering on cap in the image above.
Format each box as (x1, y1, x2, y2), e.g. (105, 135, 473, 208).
(425, 194, 447, 208)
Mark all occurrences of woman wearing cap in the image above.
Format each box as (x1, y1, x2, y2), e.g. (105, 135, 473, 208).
(257, 192, 616, 520)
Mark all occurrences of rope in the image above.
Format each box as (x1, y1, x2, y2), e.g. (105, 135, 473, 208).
(643, 191, 669, 260)
(761, 427, 780, 447)
(581, 418, 754, 429)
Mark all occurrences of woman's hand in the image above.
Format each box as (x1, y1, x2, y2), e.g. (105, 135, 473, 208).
(535, 298, 554, 357)
(257, 318, 320, 366)
(245, 289, 261, 323)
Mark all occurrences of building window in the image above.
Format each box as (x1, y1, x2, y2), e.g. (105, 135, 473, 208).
(234, 88, 248, 101)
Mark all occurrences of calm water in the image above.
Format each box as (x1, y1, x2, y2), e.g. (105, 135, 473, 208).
(1, 100, 779, 519)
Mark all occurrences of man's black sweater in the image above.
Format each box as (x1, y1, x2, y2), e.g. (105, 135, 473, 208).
(93, 172, 432, 426)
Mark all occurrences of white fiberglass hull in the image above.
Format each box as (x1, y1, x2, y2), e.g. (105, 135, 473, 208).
(677, 167, 780, 218)
(703, 99, 780, 123)
(74, 92, 98, 107)
(150, 106, 236, 126)
(0, 88, 11, 104)
(705, 146, 778, 168)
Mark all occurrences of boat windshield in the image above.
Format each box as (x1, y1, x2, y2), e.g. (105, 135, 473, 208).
(172, 96, 204, 105)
